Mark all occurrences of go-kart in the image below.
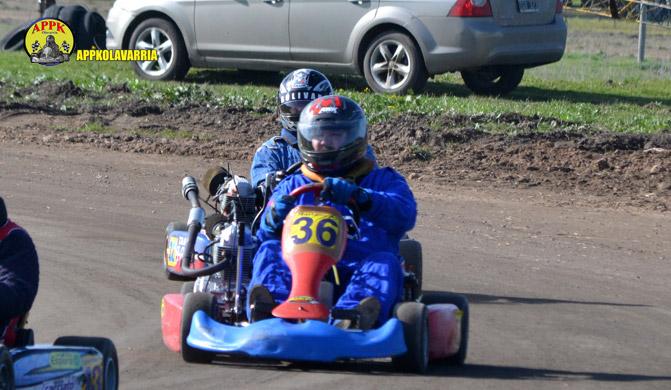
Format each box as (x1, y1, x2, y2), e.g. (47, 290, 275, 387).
(1, 313, 118, 389)
(160, 174, 469, 373)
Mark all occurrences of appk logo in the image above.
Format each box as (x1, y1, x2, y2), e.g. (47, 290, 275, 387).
(24, 18, 74, 66)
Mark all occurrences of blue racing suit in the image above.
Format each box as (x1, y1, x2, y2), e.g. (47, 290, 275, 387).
(0, 220, 40, 327)
(250, 128, 378, 188)
(249, 167, 416, 325)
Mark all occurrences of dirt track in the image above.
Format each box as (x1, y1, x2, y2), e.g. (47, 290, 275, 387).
(1, 143, 670, 389)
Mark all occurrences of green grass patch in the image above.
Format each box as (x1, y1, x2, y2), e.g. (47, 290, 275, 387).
(565, 10, 671, 36)
(147, 128, 193, 140)
(78, 122, 110, 134)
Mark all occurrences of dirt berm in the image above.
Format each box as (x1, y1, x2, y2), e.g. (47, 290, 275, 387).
(1, 80, 669, 211)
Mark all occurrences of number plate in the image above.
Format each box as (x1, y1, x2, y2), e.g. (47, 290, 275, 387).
(517, 0, 539, 13)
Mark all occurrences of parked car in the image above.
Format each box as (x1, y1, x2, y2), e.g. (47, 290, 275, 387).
(106, 0, 566, 95)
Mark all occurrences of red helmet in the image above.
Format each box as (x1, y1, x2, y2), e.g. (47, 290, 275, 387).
(297, 95, 367, 175)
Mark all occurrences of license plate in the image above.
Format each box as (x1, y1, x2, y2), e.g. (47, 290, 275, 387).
(517, 0, 539, 13)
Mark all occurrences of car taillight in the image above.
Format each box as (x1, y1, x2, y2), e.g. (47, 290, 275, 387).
(448, 0, 493, 17)
(556, 0, 563, 14)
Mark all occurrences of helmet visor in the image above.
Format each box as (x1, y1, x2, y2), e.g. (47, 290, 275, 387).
(297, 118, 367, 153)
(279, 100, 309, 122)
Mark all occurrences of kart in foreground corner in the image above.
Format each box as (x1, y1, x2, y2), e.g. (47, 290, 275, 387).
(1, 313, 118, 389)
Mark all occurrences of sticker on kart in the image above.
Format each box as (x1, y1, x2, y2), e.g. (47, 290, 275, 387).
(164, 234, 187, 267)
(282, 206, 347, 261)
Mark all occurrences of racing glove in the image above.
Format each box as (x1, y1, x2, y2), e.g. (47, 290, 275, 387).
(321, 177, 372, 211)
(260, 194, 295, 236)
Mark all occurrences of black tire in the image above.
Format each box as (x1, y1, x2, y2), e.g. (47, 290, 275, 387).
(0, 345, 14, 390)
(129, 18, 190, 81)
(181, 281, 196, 295)
(392, 302, 429, 373)
(42, 4, 64, 19)
(54, 336, 119, 390)
(399, 239, 422, 291)
(0, 21, 33, 52)
(420, 291, 469, 366)
(181, 292, 214, 363)
(461, 65, 524, 96)
(166, 221, 188, 235)
(362, 31, 428, 94)
(58, 5, 88, 52)
(164, 221, 192, 281)
(84, 11, 107, 50)
(15, 328, 34, 347)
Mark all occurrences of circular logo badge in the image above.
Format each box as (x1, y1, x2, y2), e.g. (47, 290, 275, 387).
(24, 18, 75, 66)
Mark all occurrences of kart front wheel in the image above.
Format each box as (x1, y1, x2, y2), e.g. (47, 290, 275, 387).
(392, 301, 429, 373)
(0, 345, 14, 390)
(181, 292, 214, 363)
(54, 336, 119, 390)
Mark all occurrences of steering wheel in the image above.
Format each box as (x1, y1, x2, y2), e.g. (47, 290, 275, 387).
(289, 183, 361, 230)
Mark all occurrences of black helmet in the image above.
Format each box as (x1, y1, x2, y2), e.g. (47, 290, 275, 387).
(297, 95, 367, 175)
(278, 69, 333, 133)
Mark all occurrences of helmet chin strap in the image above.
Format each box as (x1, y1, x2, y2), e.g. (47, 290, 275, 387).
(300, 158, 374, 183)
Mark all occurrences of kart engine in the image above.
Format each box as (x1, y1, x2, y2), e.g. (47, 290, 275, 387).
(196, 174, 259, 322)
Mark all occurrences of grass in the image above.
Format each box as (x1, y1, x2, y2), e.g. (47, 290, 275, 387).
(78, 122, 110, 134)
(565, 9, 671, 36)
(0, 13, 670, 135)
(132, 128, 196, 140)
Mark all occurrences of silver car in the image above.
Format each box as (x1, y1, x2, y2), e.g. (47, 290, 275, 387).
(106, 0, 566, 95)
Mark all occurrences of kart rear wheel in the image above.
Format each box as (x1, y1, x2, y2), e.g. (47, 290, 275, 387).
(181, 292, 214, 363)
(0, 345, 14, 390)
(181, 281, 196, 295)
(54, 336, 119, 390)
(400, 238, 423, 292)
(392, 302, 429, 373)
(421, 291, 469, 366)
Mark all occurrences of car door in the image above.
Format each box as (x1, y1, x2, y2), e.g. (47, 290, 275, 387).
(195, 0, 290, 60)
(289, 0, 380, 63)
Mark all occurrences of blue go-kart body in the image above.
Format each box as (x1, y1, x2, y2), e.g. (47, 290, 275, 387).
(186, 311, 407, 362)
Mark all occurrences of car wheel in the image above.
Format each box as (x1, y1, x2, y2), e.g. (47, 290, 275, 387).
(461, 65, 524, 96)
(363, 32, 428, 94)
(392, 302, 429, 373)
(420, 291, 469, 366)
(181, 292, 214, 363)
(0, 346, 14, 390)
(129, 18, 190, 81)
(54, 337, 119, 390)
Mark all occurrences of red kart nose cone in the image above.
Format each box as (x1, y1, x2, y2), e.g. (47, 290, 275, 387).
(273, 298, 330, 320)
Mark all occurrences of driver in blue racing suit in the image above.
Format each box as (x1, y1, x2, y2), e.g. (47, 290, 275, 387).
(0, 196, 40, 341)
(248, 96, 416, 330)
(250, 68, 376, 189)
